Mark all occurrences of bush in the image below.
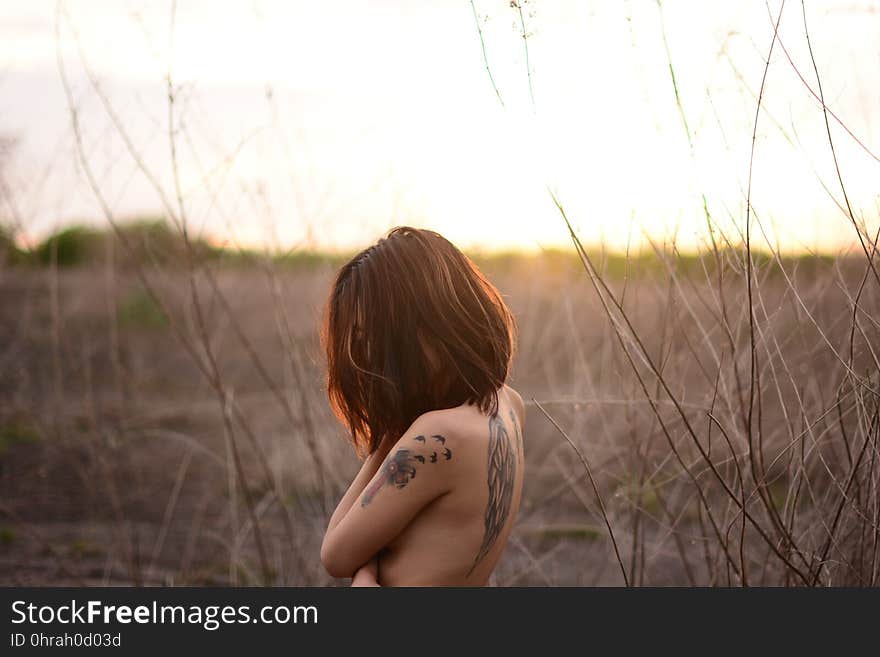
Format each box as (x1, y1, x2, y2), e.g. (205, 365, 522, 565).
(0, 420, 41, 454)
(0, 224, 26, 265)
(118, 286, 168, 329)
(35, 225, 105, 266)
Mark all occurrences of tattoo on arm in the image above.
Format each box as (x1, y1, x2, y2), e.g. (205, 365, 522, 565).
(468, 413, 517, 577)
(360, 436, 451, 507)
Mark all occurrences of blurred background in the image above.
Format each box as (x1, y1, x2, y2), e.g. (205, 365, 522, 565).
(1, 0, 878, 586)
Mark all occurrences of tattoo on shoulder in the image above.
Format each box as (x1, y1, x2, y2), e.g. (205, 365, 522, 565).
(468, 413, 517, 577)
(360, 435, 452, 507)
(509, 410, 523, 459)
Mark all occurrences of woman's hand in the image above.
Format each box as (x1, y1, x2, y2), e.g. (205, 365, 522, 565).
(351, 557, 380, 587)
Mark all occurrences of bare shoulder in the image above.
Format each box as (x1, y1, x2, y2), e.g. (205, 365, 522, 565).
(402, 405, 493, 458)
(407, 406, 478, 443)
(504, 385, 526, 425)
(404, 407, 461, 441)
(393, 397, 523, 487)
(388, 408, 469, 463)
(410, 390, 524, 439)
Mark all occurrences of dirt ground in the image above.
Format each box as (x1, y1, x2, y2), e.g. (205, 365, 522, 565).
(1, 251, 877, 586)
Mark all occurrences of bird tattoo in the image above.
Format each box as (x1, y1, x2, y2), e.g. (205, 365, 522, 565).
(360, 435, 452, 507)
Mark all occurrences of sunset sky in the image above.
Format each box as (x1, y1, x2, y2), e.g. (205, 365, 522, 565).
(1, 0, 878, 253)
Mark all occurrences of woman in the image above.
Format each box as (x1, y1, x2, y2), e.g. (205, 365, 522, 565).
(320, 226, 525, 586)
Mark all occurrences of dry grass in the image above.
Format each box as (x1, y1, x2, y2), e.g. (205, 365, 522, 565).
(1, 0, 877, 587)
(0, 244, 877, 586)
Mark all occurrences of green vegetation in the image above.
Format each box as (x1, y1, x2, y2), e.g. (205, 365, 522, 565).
(532, 524, 602, 541)
(0, 218, 843, 277)
(118, 286, 168, 330)
(18, 219, 220, 268)
(0, 420, 41, 454)
(624, 483, 659, 515)
(0, 224, 27, 265)
(69, 539, 103, 559)
(35, 225, 104, 266)
(235, 562, 278, 585)
(0, 526, 15, 546)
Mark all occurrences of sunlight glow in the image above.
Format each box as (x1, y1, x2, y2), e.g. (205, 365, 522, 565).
(1, 0, 878, 253)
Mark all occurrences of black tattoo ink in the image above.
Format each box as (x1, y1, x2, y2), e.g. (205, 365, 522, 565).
(361, 449, 419, 507)
(509, 410, 523, 460)
(360, 436, 454, 507)
(467, 413, 516, 576)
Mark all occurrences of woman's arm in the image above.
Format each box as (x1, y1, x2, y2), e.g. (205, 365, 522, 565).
(351, 557, 380, 587)
(326, 435, 395, 535)
(321, 416, 454, 578)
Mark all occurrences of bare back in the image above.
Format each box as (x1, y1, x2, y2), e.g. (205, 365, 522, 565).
(379, 385, 526, 586)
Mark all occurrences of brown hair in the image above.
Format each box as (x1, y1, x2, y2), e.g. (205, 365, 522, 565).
(322, 226, 516, 456)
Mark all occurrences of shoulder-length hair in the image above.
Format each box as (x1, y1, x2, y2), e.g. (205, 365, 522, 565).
(322, 226, 516, 456)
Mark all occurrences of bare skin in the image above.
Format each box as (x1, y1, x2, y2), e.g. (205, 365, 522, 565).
(321, 385, 526, 586)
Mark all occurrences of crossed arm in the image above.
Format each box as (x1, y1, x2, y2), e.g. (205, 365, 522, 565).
(351, 556, 380, 587)
(321, 421, 453, 581)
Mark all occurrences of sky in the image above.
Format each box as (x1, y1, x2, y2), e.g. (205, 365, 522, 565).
(0, 0, 878, 253)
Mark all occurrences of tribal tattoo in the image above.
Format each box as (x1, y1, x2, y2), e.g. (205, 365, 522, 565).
(468, 413, 517, 576)
(360, 435, 451, 507)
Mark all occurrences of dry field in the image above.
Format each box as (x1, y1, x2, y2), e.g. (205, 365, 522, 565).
(1, 241, 878, 586)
